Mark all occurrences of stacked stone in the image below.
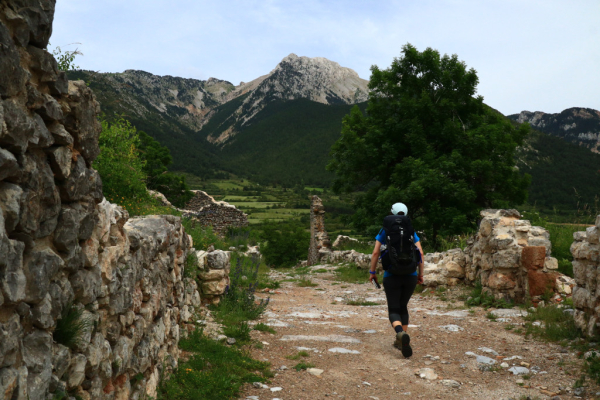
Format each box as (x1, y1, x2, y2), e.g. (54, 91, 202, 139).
(0, 2, 201, 398)
(332, 235, 360, 249)
(307, 195, 331, 266)
(193, 249, 231, 305)
(185, 190, 217, 210)
(183, 190, 248, 236)
(571, 216, 600, 336)
(464, 209, 559, 302)
(321, 250, 371, 268)
(423, 249, 467, 286)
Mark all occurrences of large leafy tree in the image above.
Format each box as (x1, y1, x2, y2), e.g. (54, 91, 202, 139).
(327, 44, 531, 244)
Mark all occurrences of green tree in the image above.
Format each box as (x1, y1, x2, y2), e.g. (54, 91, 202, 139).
(94, 117, 149, 203)
(327, 44, 530, 244)
(138, 131, 193, 208)
(261, 223, 310, 268)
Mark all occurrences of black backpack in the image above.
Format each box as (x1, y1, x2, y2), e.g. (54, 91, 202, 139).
(381, 214, 417, 275)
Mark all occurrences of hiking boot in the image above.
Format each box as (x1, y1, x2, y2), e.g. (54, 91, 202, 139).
(394, 331, 412, 358)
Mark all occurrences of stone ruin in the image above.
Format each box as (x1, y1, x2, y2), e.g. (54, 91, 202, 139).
(184, 190, 248, 236)
(571, 216, 600, 336)
(307, 195, 331, 266)
(0, 3, 231, 398)
(422, 209, 575, 302)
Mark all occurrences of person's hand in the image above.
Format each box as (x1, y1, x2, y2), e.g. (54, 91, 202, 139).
(369, 272, 378, 284)
(417, 274, 424, 285)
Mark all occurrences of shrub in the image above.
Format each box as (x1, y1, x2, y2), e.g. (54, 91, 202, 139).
(254, 323, 276, 334)
(524, 305, 581, 342)
(261, 223, 309, 268)
(182, 218, 227, 250)
(211, 255, 269, 327)
(53, 303, 92, 350)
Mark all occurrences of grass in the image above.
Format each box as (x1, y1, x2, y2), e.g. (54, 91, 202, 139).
(297, 278, 318, 287)
(524, 304, 581, 342)
(157, 329, 272, 400)
(222, 321, 252, 343)
(414, 284, 425, 294)
(53, 303, 92, 350)
(464, 281, 513, 309)
(486, 312, 498, 321)
(334, 264, 372, 284)
(254, 323, 276, 334)
(184, 252, 199, 279)
(313, 268, 329, 273)
(293, 362, 315, 371)
(344, 296, 379, 306)
(286, 351, 310, 360)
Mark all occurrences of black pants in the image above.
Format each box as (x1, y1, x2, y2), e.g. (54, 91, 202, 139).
(383, 274, 418, 326)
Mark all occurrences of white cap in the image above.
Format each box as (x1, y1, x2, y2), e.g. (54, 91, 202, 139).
(391, 202, 408, 215)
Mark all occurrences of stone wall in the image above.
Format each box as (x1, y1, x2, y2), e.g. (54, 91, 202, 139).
(184, 190, 248, 236)
(464, 209, 559, 302)
(571, 216, 600, 336)
(307, 195, 330, 266)
(0, 2, 203, 398)
(193, 249, 231, 305)
(423, 249, 467, 287)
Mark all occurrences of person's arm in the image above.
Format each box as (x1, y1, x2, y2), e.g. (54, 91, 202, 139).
(369, 241, 382, 283)
(416, 241, 424, 284)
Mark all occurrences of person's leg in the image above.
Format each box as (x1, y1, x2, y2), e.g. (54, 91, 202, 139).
(398, 275, 418, 332)
(383, 276, 403, 329)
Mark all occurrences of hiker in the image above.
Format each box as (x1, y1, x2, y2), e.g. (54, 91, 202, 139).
(369, 202, 424, 358)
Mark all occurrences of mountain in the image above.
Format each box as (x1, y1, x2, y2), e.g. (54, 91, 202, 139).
(68, 54, 369, 182)
(508, 107, 600, 154)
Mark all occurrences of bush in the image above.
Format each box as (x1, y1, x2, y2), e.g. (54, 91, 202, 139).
(53, 303, 92, 350)
(261, 223, 309, 268)
(94, 117, 149, 205)
(211, 255, 269, 327)
(182, 218, 227, 250)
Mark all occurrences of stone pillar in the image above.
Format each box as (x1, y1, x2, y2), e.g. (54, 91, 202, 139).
(307, 195, 330, 266)
(571, 215, 600, 337)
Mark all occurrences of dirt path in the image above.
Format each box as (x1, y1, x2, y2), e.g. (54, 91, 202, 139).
(238, 265, 597, 400)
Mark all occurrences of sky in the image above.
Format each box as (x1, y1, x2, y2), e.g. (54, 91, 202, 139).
(49, 0, 599, 116)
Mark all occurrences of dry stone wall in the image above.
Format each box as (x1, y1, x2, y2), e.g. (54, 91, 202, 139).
(464, 209, 560, 302)
(571, 216, 600, 336)
(0, 2, 203, 398)
(184, 190, 248, 236)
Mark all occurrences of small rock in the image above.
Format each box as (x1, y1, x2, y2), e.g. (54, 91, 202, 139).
(270, 387, 283, 392)
(520, 361, 530, 368)
(307, 368, 324, 376)
(516, 379, 524, 385)
(328, 348, 360, 354)
(226, 337, 236, 345)
(501, 362, 509, 368)
(439, 324, 464, 332)
(362, 382, 371, 386)
(478, 347, 499, 356)
(573, 387, 586, 396)
(279, 366, 288, 370)
(416, 368, 438, 380)
(441, 379, 461, 388)
(508, 366, 530, 375)
(476, 355, 496, 365)
(216, 334, 227, 341)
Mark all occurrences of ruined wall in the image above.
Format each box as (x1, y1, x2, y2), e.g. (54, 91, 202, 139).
(464, 209, 559, 302)
(571, 216, 600, 336)
(307, 195, 330, 266)
(184, 190, 248, 236)
(0, 2, 202, 398)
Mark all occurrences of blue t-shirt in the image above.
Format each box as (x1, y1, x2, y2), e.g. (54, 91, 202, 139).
(376, 228, 420, 277)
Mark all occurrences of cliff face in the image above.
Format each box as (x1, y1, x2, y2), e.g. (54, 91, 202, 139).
(0, 2, 200, 399)
(509, 107, 600, 154)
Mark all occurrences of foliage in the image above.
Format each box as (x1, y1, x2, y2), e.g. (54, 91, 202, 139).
(585, 353, 600, 385)
(253, 323, 276, 334)
(137, 131, 194, 208)
(51, 43, 82, 71)
(260, 222, 310, 268)
(184, 252, 199, 279)
(334, 264, 372, 284)
(297, 278, 318, 287)
(181, 218, 228, 250)
(53, 303, 92, 350)
(286, 351, 310, 360)
(211, 255, 269, 327)
(157, 329, 270, 400)
(222, 321, 252, 343)
(94, 117, 150, 209)
(327, 44, 530, 245)
(465, 280, 513, 309)
(524, 305, 581, 342)
(293, 362, 315, 371)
